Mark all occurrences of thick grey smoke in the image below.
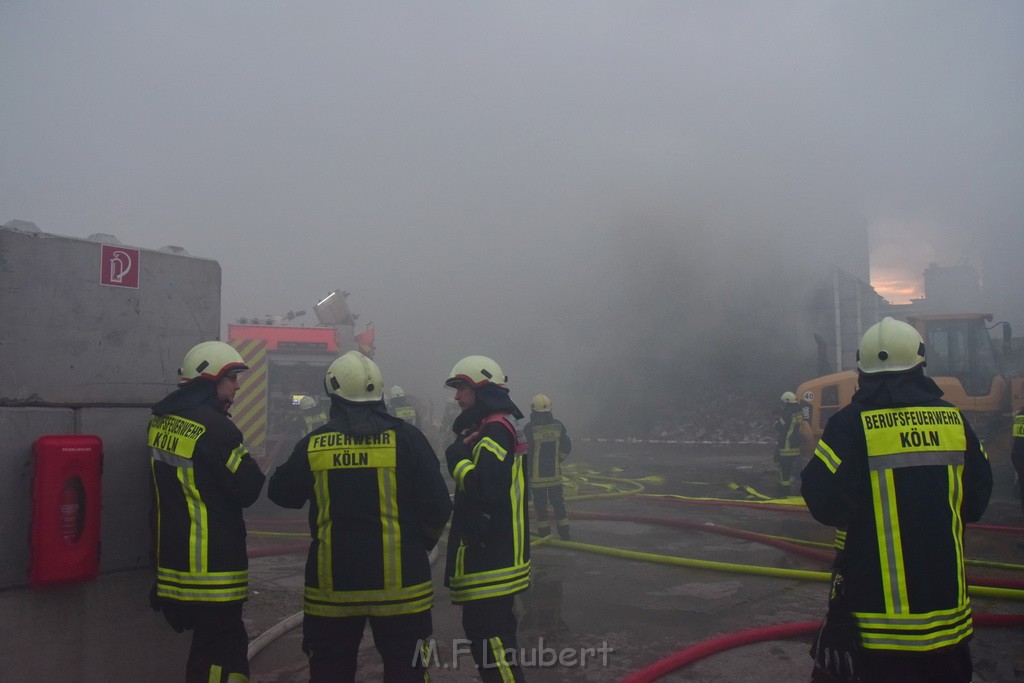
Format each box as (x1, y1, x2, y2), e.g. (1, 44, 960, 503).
(2, 2, 1022, 434)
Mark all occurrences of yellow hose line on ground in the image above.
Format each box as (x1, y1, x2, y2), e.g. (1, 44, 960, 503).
(543, 537, 830, 581)
(758, 532, 1024, 572)
(639, 492, 809, 507)
(248, 530, 308, 539)
(966, 558, 1024, 571)
(537, 537, 1024, 602)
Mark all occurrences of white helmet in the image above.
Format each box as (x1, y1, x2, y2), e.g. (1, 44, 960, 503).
(325, 351, 384, 402)
(389, 386, 405, 399)
(298, 395, 317, 410)
(444, 355, 507, 388)
(780, 391, 797, 404)
(857, 317, 925, 374)
(531, 394, 552, 412)
(178, 341, 248, 385)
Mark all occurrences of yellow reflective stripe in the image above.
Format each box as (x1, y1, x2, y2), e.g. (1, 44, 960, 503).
(209, 664, 222, 683)
(475, 436, 507, 462)
(949, 465, 968, 603)
(156, 567, 248, 601)
(455, 542, 466, 578)
(151, 461, 163, 554)
(1014, 415, 1024, 438)
(379, 466, 401, 590)
(449, 563, 531, 589)
(454, 460, 475, 490)
(449, 561, 531, 601)
(151, 448, 193, 468)
(304, 581, 433, 617)
(833, 528, 846, 551)
(868, 450, 963, 470)
(157, 567, 249, 583)
(854, 603, 973, 651)
(871, 468, 907, 614)
(814, 442, 841, 473)
(488, 637, 516, 683)
(178, 466, 207, 573)
(313, 469, 333, 590)
(226, 445, 247, 473)
(226, 674, 250, 683)
(511, 456, 526, 565)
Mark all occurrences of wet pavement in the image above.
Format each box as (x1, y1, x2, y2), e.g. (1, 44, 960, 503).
(3, 442, 1022, 681)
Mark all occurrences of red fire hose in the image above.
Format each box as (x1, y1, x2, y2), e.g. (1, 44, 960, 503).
(619, 613, 1024, 683)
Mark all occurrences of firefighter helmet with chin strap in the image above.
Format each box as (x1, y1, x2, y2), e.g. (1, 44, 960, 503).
(178, 341, 248, 385)
(531, 394, 552, 412)
(444, 355, 507, 388)
(857, 317, 926, 374)
(325, 351, 384, 402)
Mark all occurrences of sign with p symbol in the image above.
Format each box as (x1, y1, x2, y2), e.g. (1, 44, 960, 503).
(100, 244, 140, 289)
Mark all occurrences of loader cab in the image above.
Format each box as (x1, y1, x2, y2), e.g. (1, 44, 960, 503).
(909, 313, 1007, 415)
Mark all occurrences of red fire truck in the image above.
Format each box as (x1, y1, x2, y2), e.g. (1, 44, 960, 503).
(227, 290, 375, 470)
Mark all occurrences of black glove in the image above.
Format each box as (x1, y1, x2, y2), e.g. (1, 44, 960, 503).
(810, 615, 859, 681)
(809, 573, 861, 681)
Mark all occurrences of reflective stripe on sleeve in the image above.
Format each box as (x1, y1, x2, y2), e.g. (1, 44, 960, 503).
(814, 442, 841, 473)
(226, 445, 248, 473)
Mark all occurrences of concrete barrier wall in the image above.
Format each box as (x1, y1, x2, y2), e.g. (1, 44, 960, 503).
(0, 226, 221, 589)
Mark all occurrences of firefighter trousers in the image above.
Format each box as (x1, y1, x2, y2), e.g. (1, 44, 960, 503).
(461, 594, 526, 682)
(303, 610, 433, 683)
(166, 601, 250, 683)
(533, 486, 569, 539)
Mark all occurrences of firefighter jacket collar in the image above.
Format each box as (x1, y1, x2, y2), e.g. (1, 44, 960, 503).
(151, 380, 220, 416)
(326, 397, 404, 435)
(529, 410, 556, 425)
(451, 384, 523, 434)
(852, 366, 943, 406)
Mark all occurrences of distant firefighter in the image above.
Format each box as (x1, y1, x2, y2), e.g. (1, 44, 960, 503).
(388, 385, 419, 428)
(801, 317, 992, 683)
(298, 394, 328, 433)
(525, 393, 573, 540)
(773, 390, 810, 495)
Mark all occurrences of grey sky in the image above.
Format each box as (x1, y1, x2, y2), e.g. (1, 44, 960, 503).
(3, 2, 1023, 428)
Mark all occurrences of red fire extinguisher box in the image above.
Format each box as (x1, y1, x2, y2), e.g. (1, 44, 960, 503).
(29, 435, 103, 588)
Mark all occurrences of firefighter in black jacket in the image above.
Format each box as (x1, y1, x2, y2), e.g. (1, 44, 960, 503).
(801, 317, 992, 683)
(1012, 407, 1024, 519)
(774, 390, 808, 494)
(525, 393, 573, 540)
(148, 340, 267, 683)
(444, 355, 530, 682)
(267, 351, 452, 682)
